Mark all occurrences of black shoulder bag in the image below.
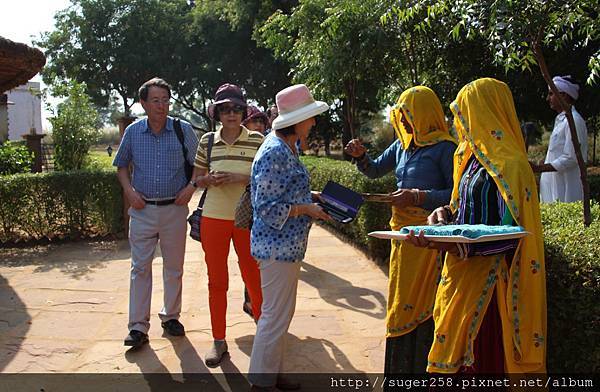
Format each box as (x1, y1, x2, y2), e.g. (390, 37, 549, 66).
(187, 132, 214, 242)
(173, 118, 194, 181)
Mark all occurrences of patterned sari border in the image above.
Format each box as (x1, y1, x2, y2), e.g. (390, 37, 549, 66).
(427, 255, 501, 372)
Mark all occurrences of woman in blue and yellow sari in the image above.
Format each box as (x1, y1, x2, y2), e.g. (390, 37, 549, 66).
(345, 86, 456, 375)
(409, 78, 546, 373)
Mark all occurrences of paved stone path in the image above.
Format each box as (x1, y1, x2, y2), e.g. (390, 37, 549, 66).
(0, 211, 389, 390)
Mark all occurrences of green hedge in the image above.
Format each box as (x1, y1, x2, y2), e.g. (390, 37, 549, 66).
(302, 156, 395, 261)
(590, 171, 600, 203)
(541, 202, 600, 373)
(0, 141, 34, 175)
(303, 156, 600, 372)
(0, 170, 123, 243)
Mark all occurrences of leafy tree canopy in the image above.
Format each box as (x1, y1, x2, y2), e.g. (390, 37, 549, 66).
(259, 0, 402, 145)
(36, 0, 192, 116)
(37, 0, 293, 129)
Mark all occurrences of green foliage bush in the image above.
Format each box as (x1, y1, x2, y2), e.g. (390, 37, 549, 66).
(304, 156, 600, 372)
(48, 80, 101, 171)
(0, 170, 123, 243)
(0, 141, 34, 175)
(541, 202, 600, 373)
(589, 170, 600, 203)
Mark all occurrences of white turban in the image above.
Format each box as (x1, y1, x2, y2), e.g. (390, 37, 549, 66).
(552, 75, 579, 101)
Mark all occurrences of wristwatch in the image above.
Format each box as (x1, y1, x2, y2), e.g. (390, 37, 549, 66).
(189, 179, 198, 188)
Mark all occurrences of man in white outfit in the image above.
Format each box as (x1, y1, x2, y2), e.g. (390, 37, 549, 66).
(532, 76, 588, 202)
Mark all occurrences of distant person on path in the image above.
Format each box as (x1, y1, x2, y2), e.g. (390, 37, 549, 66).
(239, 105, 270, 318)
(191, 83, 264, 367)
(248, 84, 331, 391)
(113, 77, 199, 348)
(242, 105, 270, 318)
(243, 105, 270, 135)
(408, 78, 546, 374)
(344, 86, 456, 376)
(531, 75, 588, 202)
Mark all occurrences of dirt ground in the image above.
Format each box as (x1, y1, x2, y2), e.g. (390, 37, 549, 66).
(0, 224, 389, 391)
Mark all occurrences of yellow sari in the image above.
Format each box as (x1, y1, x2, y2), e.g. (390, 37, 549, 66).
(386, 87, 455, 338)
(427, 78, 546, 373)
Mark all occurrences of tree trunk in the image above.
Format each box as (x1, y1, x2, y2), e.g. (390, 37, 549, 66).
(593, 123, 597, 166)
(120, 93, 131, 117)
(533, 43, 591, 226)
(341, 98, 353, 161)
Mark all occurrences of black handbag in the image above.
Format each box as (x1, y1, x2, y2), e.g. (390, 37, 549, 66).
(187, 132, 214, 241)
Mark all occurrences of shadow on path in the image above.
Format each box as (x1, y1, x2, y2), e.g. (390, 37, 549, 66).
(235, 333, 363, 374)
(0, 239, 130, 278)
(0, 274, 31, 371)
(124, 335, 248, 392)
(299, 262, 386, 319)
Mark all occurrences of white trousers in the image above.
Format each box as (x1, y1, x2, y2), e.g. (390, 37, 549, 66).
(128, 204, 188, 333)
(248, 258, 302, 387)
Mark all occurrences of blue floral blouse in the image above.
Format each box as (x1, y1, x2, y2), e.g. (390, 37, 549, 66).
(250, 133, 312, 262)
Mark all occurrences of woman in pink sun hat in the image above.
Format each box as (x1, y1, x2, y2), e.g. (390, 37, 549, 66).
(247, 84, 332, 391)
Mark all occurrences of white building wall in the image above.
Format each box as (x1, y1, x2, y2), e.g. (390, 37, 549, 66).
(7, 82, 43, 141)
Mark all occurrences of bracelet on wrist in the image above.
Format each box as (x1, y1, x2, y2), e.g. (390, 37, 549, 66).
(412, 189, 420, 205)
(353, 153, 367, 165)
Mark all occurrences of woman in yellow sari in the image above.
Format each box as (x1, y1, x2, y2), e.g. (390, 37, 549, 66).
(345, 86, 456, 374)
(408, 78, 546, 373)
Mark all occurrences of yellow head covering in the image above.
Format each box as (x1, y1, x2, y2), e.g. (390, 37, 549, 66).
(449, 78, 529, 218)
(428, 78, 546, 373)
(390, 86, 455, 149)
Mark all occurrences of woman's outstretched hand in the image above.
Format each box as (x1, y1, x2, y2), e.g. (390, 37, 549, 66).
(292, 203, 332, 221)
(389, 189, 417, 208)
(344, 139, 366, 158)
(305, 203, 332, 221)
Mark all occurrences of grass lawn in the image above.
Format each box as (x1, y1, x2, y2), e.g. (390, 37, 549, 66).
(88, 147, 116, 170)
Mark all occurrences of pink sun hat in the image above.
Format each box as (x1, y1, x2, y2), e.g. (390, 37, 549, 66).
(271, 84, 329, 131)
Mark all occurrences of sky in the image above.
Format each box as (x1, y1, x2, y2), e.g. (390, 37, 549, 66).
(1, 0, 71, 129)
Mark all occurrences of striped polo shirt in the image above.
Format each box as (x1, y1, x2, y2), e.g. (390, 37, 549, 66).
(194, 126, 263, 220)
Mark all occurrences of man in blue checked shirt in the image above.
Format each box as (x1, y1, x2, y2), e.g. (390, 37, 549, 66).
(113, 77, 199, 348)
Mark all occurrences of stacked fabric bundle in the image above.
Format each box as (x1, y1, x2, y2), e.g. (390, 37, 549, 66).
(399, 224, 525, 239)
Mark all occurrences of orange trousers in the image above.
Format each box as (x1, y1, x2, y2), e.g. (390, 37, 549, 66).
(200, 216, 262, 340)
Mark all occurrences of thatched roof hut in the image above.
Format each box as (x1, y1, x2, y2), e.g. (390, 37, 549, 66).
(0, 36, 46, 94)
